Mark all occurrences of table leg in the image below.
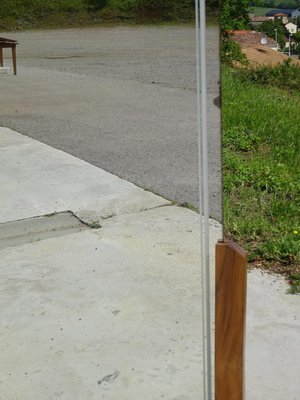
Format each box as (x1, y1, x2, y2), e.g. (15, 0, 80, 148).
(0, 48, 3, 67)
(12, 45, 17, 75)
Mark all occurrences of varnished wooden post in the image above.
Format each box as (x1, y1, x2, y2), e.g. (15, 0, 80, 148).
(215, 241, 247, 400)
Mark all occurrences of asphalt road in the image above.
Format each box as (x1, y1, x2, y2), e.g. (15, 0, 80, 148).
(0, 26, 221, 221)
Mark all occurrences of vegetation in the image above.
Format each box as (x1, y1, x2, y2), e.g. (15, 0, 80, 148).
(236, 60, 300, 92)
(249, 0, 297, 7)
(221, 0, 250, 30)
(222, 66, 300, 283)
(220, 0, 250, 67)
(257, 19, 286, 48)
(221, 35, 249, 65)
(0, 0, 199, 29)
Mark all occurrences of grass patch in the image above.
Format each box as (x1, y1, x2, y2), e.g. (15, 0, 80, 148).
(222, 66, 300, 287)
(249, 7, 274, 16)
(179, 202, 199, 212)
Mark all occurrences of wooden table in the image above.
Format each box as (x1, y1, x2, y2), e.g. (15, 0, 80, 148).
(0, 37, 18, 75)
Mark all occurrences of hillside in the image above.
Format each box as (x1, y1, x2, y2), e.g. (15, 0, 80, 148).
(0, 0, 198, 30)
(249, 0, 297, 8)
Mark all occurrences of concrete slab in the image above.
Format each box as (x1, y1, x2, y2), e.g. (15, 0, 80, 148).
(0, 127, 299, 399)
(246, 270, 300, 400)
(0, 127, 170, 225)
(0, 206, 299, 399)
(0, 207, 221, 400)
(0, 211, 87, 250)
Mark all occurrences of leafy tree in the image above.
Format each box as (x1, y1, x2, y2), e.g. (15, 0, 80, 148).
(221, 0, 250, 31)
(292, 31, 300, 57)
(253, 0, 265, 7)
(221, 36, 248, 65)
(220, 0, 250, 65)
(125, 0, 194, 20)
(258, 20, 286, 48)
(85, 0, 106, 11)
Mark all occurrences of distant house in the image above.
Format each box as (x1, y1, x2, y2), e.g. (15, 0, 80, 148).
(272, 13, 289, 24)
(265, 8, 300, 19)
(285, 22, 298, 34)
(285, 35, 296, 49)
(230, 30, 278, 51)
(250, 15, 274, 26)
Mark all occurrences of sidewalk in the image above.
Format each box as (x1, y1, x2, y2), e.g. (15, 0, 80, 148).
(0, 127, 299, 399)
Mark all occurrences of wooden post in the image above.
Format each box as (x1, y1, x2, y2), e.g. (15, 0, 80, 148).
(215, 240, 247, 400)
(0, 48, 3, 67)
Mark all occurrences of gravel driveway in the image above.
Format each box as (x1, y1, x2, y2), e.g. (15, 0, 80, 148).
(0, 26, 221, 220)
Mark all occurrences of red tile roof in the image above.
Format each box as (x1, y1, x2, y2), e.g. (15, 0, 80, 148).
(229, 30, 277, 47)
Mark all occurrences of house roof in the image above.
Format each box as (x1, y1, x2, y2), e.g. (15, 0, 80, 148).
(241, 45, 300, 67)
(229, 30, 277, 48)
(250, 16, 273, 22)
(265, 9, 297, 17)
(242, 45, 300, 67)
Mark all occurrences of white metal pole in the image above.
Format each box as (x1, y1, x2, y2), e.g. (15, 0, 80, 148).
(195, 0, 212, 399)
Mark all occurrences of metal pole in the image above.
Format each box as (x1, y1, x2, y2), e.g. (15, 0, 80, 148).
(195, 0, 212, 398)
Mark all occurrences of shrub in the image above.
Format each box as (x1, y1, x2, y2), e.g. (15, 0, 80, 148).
(221, 35, 248, 66)
(237, 60, 300, 93)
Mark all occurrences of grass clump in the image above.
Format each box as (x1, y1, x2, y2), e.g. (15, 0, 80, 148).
(222, 66, 300, 285)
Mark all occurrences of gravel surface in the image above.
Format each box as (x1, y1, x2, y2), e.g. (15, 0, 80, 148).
(0, 26, 222, 220)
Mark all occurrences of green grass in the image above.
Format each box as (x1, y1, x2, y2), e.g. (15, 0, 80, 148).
(249, 6, 274, 16)
(222, 66, 300, 283)
(249, 0, 297, 15)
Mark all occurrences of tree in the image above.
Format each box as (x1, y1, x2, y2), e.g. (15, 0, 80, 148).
(220, 0, 250, 65)
(258, 20, 286, 49)
(292, 31, 300, 57)
(221, 0, 250, 31)
(85, 0, 106, 11)
(125, 0, 194, 20)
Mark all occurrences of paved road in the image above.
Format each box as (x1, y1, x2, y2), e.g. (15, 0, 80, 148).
(0, 26, 221, 220)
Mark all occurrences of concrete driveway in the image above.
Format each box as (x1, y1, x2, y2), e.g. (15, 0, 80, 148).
(1, 127, 300, 400)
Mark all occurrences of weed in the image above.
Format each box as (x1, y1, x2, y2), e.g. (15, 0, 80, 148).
(288, 273, 300, 294)
(179, 202, 199, 212)
(86, 221, 102, 229)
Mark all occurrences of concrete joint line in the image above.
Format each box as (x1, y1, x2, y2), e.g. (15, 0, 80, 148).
(0, 211, 95, 250)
